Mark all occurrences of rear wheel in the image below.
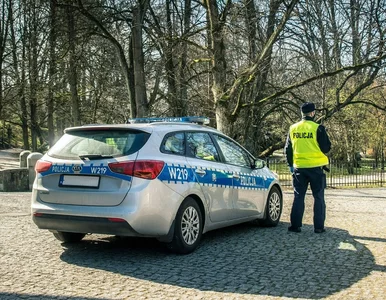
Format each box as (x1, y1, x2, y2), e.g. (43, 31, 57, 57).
(53, 231, 86, 243)
(260, 186, 282, 226)
(167, 197, 203, 254)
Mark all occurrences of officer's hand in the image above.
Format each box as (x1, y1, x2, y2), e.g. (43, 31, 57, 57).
(289, 166, 294, 173)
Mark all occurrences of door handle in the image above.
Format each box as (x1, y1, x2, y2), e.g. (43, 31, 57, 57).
(195, 169, 206, 176)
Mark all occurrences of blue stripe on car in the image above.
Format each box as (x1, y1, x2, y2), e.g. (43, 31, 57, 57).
(158, 163, 274, 190)
(40, 163, 132, 182)
(40, 162, 275, 189)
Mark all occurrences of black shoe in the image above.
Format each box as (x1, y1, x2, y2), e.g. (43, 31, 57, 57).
(314, 228, 326, 233)
(288, 226, 301, 233)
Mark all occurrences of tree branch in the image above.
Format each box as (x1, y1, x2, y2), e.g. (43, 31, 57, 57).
(223, 0, 299, 104)
(252, 53, 386, 107)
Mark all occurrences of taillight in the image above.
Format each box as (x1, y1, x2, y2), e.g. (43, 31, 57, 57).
(133, 160, 165, 179)
(108, 161, 135, 175)
(108, 160, 164, 180)
(35, 160, 52, 173)
(108, 218, 126, 222)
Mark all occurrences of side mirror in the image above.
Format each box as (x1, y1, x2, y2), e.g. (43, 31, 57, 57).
(254, 159, 265, 169)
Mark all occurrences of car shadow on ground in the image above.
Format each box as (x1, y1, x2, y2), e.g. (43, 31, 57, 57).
(59, 222, 385, 299)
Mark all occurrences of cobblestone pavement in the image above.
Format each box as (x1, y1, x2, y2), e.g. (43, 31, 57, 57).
(0, 188, 385, 300)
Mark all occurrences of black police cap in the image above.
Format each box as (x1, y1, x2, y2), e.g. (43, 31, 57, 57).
(301, 102, 315, 113)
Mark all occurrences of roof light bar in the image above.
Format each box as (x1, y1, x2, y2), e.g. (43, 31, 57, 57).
(127, 116, 210, 125)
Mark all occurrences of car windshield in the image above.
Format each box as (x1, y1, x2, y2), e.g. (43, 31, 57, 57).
(47, 129, 150, 159)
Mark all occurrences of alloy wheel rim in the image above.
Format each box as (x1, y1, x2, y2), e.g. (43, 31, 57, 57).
(269, 192, 281, 221)
(181, 206, 200, 245)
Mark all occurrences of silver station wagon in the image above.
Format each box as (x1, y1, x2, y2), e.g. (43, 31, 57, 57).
(31, 117, 283, 254)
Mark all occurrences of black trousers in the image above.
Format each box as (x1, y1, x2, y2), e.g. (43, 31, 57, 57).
(290, 167, 326, 230)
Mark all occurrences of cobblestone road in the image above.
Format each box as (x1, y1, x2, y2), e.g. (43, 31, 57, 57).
(0, 189, 385, 300)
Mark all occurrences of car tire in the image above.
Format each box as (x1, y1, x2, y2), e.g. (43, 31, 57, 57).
(260, 186, 282, 227)
(53, 231, 86, 243)
(166, 197, 203, 254)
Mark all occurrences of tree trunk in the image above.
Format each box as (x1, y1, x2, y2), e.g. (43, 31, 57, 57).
(132, 1, 150, 117)
(28, 2, 39, 151)
(76, 0, 136, 118)
(350, 0, 361, 65)
(165, 0, 178, 116)
(9, 0, 29, 149)
(66, 4, 80, 126)
(328, 0, 342, 69)
(255, 0, 280, 94)
(47, 0, 57, 146)
(178, 0, 191, 116)
(0, 0, 10, 122)
(244, 0, 257, 61)
(243, 0, 280, 149)
(205, 0, 231, 134)
(127, 37, 136, 118)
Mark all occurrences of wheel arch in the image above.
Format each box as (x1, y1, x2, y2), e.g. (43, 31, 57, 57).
(158, 193, 206, 243)
(185, 193, 206, 229)
(270, 183, 283, 200)
(261, 183, 283, 226)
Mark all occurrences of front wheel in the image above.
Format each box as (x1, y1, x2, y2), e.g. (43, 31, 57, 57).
(53, 231, 86, 243)
(260, 186, 282, 227)
(166, 197, 203, 254)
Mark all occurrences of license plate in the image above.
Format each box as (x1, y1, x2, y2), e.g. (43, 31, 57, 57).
(59, 175, 100, 188)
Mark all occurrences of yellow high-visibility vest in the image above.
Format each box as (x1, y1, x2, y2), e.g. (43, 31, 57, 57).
(289, 120, 329, 168)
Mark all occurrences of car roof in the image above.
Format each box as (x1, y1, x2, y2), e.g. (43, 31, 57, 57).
(63, 122, 256, 159)
(64, 122, 223, 135)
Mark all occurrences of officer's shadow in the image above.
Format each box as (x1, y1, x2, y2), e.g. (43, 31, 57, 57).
(60, 222, 386, 299)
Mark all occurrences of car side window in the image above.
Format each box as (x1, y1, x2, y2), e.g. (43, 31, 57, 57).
(214, 135, 251, 167)
(186, 132, 219, 162)
(161, 132, 185, 155)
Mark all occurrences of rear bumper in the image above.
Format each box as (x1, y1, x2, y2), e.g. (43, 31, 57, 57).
(32, 213, 142, 237)
(30, 176, 200, 239)
(31, 180, 183, 237)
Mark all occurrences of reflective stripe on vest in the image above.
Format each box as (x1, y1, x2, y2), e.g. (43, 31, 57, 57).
(289, 120, 329, 168)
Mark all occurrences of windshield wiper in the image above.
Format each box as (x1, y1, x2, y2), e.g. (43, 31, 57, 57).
(79, 154, 113, 160)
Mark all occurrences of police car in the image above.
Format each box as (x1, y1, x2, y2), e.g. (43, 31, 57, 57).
(31, 117, 282, 254)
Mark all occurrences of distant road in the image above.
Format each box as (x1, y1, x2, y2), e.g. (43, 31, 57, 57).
(0, 149, 21, 170)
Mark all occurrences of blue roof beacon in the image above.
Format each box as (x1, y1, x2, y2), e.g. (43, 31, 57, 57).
(127, 116, 210, 125)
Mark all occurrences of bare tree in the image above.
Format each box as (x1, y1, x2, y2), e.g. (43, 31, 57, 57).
(74, 0, 150, 118)
(0, 0, 10, 122)
(9, 0, 29, 149)
(66, 1, 81, 126)
(147, 0, 197, 116)
(27, 0, 40, 150)
(132, 0, 149, 117)
(47, 0, 56, 145)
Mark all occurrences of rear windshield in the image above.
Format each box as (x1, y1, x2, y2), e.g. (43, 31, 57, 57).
(47, 129, 150, 159)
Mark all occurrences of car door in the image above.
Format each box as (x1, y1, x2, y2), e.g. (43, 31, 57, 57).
(184, 131, 234, 223)
(213, 134, 266, 219)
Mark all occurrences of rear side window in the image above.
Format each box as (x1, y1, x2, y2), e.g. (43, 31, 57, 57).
(47, 129, 150, 159)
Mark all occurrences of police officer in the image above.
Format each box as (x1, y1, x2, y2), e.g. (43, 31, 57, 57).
(284, 102, 331, 233)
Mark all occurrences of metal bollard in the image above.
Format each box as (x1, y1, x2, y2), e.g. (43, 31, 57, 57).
(19, 150, 31, 168)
